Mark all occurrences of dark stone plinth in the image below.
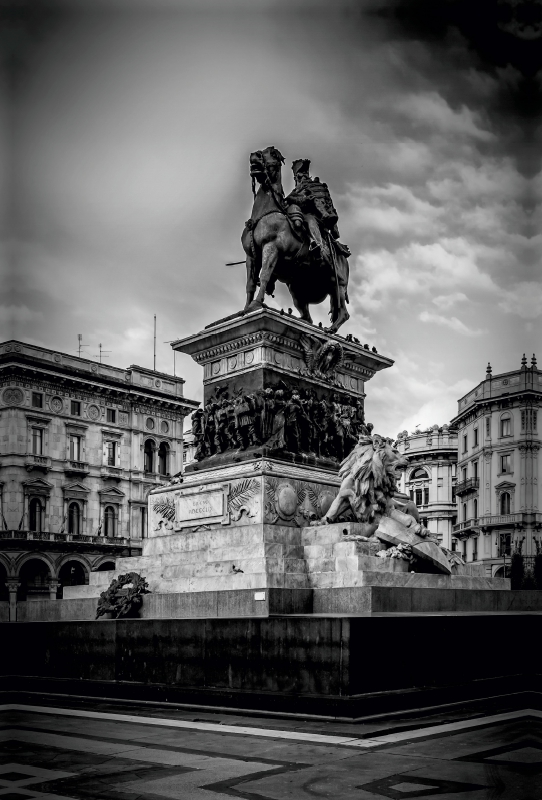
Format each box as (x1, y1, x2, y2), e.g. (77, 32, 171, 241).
(185, 443, 339, 473)
(174, 308, 393, 469)
(3, 613, 542, 718)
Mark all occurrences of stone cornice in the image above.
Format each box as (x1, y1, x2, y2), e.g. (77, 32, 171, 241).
(2, 368, 197, 415)
(194, 331, 302, 362)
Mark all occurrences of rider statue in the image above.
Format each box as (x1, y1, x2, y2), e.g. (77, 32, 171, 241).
(285, 159, 349, 264)
(242, 146, 351, 332)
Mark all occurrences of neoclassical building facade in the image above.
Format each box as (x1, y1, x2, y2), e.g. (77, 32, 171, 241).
(395, 425, 458, 550)
(451, 355, 541, 575)
(0, 340, 197, 618)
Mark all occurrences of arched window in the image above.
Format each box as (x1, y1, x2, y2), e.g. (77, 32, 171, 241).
(19, 558, 51, 600)
(96, 561, 116, 572)
(68, 502, 80, 535)
(104, 505, 116, 537)
(158, 442, 169, 476)
(500, 492, 511, 515)
(500, 414, 512, 437)
(473, 499, 478, 520)
(58, 560, 87, 588)
(29, 497, 43, 532)
(410, 468, 429, 481)
(144, 439, 155, 473)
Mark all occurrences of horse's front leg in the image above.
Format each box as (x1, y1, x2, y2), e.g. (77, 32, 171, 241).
(244, 255, 258, 311)
(246, 243, 278, 312)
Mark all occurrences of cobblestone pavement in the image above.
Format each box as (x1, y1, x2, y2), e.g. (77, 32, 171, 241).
(1, 700, 541, 799)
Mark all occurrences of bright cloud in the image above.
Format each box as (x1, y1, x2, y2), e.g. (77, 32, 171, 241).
(418, 310, 485, 336)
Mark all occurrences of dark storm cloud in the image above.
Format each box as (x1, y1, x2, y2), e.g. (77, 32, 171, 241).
(372, 0, 542, 176)
(1, 0, 540, 432)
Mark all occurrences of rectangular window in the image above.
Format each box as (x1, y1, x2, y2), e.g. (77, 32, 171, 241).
(472, 537, 478, 561)
(486, 417, 491, 437)
(106, 408, 116, 423)
(463, 434, 467, 453)
(473, 460, 478, 479)
(106, 441, 117, 466)
(462, 467, 467, 482)
(500, 417, 511, 437)
(69, 434, 81, 461)
(473, 427, 478, 446)
(31, 392, 43, 409)
(409, 489, 414, 501)
(500, 533, 511, 557)
(452, 486, 456, 503)
(501, 454, 511, 473)
(140, 507, 147, 538)
(71, 400, 81, 416)
(415, 488, 422, 506)
(423, 487, 429, 505)
(451, 539, 457, 552)
(32, 428, 43, 455)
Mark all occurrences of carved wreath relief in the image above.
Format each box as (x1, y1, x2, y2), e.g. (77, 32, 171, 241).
(264, 479, 336, 525)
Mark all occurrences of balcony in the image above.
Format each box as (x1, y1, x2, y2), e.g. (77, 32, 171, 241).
(455, 478, 479, 496)
(100, 465, 124, 481)
(64, 460, 90, 477)
(24, 454, 51, 473)
(0, 530, 136, 547)
(453, 518, 479, 536)
(478, 513, 524, 529)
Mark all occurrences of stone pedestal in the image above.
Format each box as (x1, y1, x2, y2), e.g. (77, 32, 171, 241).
(63, 308, 514, 617)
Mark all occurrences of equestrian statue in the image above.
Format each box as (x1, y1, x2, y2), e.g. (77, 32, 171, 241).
(241, 146, 351, 334)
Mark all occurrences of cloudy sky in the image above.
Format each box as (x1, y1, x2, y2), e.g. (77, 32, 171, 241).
(2, 0, 541, 435)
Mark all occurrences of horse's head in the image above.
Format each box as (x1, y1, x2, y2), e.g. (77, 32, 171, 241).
(249, 146, 285, 185)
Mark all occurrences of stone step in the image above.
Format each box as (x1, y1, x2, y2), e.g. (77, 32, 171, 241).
(302, 544, 334, 559)
(162, 557, 307, 581)
(144, 525, 303, 556)
(301, 521, 377, 545)
(332, 541, 382, 557)
(301, 528, 343, 546)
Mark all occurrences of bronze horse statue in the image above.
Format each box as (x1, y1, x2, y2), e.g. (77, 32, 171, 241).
(241, 146, 350, 334)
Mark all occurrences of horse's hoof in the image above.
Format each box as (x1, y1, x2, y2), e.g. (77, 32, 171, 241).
(246, 301, 263, 313)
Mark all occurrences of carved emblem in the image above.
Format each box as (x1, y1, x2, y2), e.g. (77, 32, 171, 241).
(2, 387, 24, 405)
(87, 404, 100, 421)
(300, 334, 344, 385)
(50, 396, 64, 413)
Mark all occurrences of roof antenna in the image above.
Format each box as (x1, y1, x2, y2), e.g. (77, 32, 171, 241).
(93, 344, 111, 364)
(154, 314, 157, 371)
(77, 334, 89, 358)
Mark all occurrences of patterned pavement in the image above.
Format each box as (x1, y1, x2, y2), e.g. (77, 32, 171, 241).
(1, 702, 542, 799)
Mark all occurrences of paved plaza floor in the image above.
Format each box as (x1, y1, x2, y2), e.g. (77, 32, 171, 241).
(1, 698, 541, 799)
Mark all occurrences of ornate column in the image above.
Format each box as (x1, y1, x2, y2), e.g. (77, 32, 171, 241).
(48, 580, 60, 600)
(7, 580, 19, 622)
(483, 449, 492, 515)
(519, 443, 527, 511)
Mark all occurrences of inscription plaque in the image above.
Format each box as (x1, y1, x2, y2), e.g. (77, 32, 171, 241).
(175, 484, 229, 528)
